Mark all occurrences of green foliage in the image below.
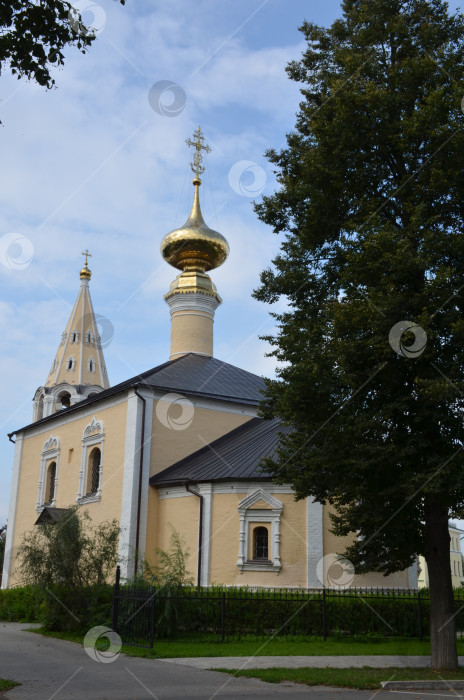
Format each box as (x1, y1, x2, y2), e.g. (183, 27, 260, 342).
(217, 667, 464, 691)
(254, 0, 464, 571)
(115, 586, 464, 641)
(0, 0, 125, 89)
(0, 585, 44, 622)
(18, 506, 119, 631)
(254, 0, 464, 669)
(141, 525, 194, 587)
(38, 583, 113, 632)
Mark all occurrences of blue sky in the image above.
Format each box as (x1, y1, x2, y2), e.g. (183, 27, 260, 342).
(0, 0, 462, 529)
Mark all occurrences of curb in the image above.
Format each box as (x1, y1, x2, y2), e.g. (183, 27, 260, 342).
(382, 680, 464, 690)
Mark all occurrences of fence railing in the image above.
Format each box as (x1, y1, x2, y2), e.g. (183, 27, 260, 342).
(112, 569, 464, 646)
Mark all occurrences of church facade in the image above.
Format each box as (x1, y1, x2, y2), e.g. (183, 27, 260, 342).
(2, 130, 416, 591)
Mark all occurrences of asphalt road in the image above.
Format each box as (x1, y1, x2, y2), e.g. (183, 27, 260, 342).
(0, 623, 461, 700)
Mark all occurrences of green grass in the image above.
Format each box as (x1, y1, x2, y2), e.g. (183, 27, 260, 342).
(214, 667, 464, 690)
(26, 627, 464, 659)
(0, 678, 20, 693)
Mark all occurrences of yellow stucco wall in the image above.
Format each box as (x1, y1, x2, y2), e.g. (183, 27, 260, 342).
(170, 312, 213, 359)
(147, 491, 413, 588)
(145, 404, 252, 560)
(150, 490, 199, 583)
(8, 400, 128, 585)
(149, 403, 251, 477)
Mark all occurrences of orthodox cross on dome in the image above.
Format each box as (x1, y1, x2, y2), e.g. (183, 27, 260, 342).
(82, 249, 92, 265)
(186, 126, 211, 179)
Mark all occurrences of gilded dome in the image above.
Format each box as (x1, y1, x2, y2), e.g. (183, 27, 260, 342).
(161, 178, 229, 273)
(80, 261, 91, 280)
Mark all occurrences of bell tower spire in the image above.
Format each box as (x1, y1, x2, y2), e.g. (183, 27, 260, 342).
(160, 128, 229, 360)
(32, 254, 110, 421)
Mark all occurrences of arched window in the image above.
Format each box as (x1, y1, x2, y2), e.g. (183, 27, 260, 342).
(88, 357, 95, 372)
(86, 330, 94, 345)
(86, 447, 101, 496)
(58, 392, 71, 409)
(71, 331, 79, 344)
(253, 526, 269, 560)
(45, 461, 56, 505)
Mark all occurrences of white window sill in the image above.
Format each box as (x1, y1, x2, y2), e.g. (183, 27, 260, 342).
(238, 561, 281, 573)
(77, 494, 101, 505)
(36, 501, 56, 512)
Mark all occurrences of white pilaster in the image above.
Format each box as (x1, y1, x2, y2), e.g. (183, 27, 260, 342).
(408, 559, 418, 589)
(135, 390, 154, 567)
(237, 513, 246, 568)
(307, 497, 324, 588)
(43, 395, 55, 417)
(118, 390, 144, 580)
(2, 435, 24, 588)
(199, 483, 212, 586)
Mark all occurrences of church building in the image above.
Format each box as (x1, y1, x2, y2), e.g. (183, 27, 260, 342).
(2, 130, 416, 590)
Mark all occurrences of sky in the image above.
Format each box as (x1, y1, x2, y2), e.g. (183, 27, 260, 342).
(0, 0, 463, 528)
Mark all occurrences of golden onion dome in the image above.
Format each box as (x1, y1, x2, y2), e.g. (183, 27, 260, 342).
(80, 261, 92, 280)
(161, 178, 229, 273)
(80, 249, 92, 280)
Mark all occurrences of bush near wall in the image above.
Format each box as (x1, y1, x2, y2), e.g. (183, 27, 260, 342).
(38, 583, 114, 633)
(3, 583, 464, 639)
(115, 584, 464, 641)
(0, 584, 113, 632)
(0, 586, 45, 623)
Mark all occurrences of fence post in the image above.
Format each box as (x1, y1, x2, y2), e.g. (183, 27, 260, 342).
(417, 589, 422, 641)
(149, 585, 156, 649)
(322, 588, 327, 641)
(221, 592, 226, 642)
(112, 565, 120, 633)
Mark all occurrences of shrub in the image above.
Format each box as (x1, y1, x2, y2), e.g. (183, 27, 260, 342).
(17, 506, 119, 632)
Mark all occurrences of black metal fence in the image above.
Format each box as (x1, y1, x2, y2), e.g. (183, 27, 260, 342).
(111, 568, 464, 648)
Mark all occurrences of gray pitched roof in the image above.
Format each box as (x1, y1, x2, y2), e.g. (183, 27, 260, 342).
(150, 417, 288, 485)
(12, 354, 266, 435)
(35, 507, 71, 525)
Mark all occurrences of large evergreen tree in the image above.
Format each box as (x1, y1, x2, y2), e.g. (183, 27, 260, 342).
(255, 0, 464, 670)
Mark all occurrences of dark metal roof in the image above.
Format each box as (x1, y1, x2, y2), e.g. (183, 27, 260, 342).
(35, 507, 71, 525)
(150, 417, 289, 485)
(12, 354, 266, 435)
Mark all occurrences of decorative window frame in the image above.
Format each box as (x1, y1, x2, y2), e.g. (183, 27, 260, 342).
(237, 488, 283, 573)
(65, 356, 76, 372)
(88, 356, 96, 373)
(70, 330, 79, 344)
(85, 330, 95, 346)
(77, 417, 104, 505)
(36, 434, 60, 511)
